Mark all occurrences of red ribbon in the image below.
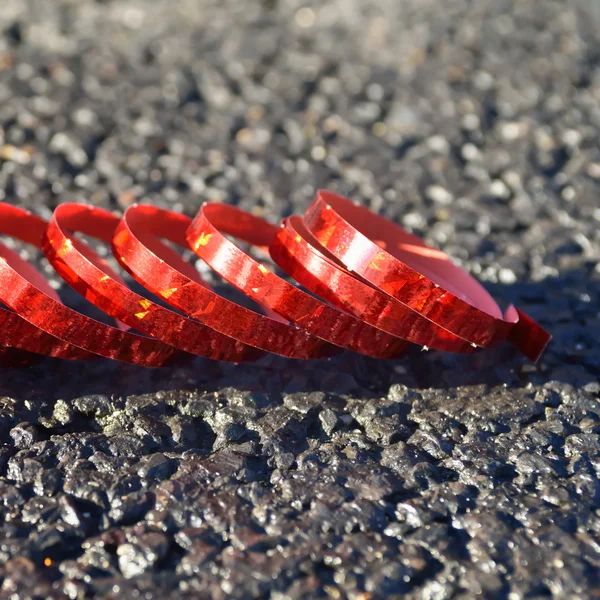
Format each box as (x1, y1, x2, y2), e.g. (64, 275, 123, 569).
(112, 204, 336, 360)
(302, 191, 551, 362)
(187, 203, 407, 359)
(45, 203, 259, 363)
(0, 192, 551, 367)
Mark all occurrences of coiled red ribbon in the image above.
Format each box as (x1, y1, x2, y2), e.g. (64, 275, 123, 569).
(0, 192, 550, 367)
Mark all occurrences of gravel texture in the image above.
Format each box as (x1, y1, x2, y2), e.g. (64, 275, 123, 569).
(1, 1, 600, 598)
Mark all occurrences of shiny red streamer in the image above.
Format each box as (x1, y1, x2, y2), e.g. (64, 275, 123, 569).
(0, 192, 551, 367)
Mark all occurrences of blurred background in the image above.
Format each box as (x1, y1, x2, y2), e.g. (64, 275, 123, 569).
(0, 0, 599, 289)
(0, 1, 599, 599)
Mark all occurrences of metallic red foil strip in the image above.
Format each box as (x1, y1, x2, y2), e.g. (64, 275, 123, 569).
(186, 203, 408, 359)
(44, 203, 261, 364)
(0, 243, 95, 361)
(0, 195, 551, 366)
(0, 205, 97, 361)
(303, 190, 551, 362)
(269, 216, 478, 353)
(111, 204, 338, 360)
(0, 203, 179, 367)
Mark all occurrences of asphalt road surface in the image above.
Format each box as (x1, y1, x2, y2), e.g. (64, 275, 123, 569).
(0, 1, 599, 598)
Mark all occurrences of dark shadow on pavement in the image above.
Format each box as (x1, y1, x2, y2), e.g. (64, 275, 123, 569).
(0, 266, 596, 405)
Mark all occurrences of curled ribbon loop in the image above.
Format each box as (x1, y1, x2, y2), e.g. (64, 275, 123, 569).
(0, 204, 98, 362)
(302, 191, 551, 362)
(270, 215, 478, 354)
(112, 204, 336, 360)
(187, 203, 408, 359)
(45, 203, 261, 364)
(0, 203, 179, 367)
